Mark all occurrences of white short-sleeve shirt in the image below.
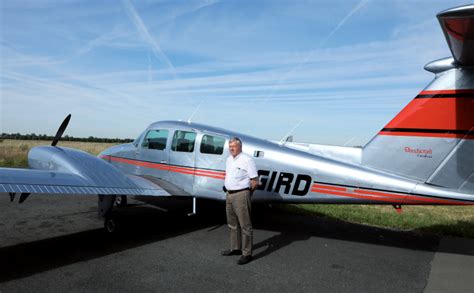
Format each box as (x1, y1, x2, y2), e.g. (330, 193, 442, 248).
(225, 152, 258, 191)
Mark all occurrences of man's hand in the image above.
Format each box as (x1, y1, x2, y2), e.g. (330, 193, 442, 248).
(250, 178, 258, 193)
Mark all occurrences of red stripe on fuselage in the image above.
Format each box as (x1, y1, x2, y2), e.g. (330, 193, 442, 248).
(311, 188, 408, 204)
(311, 184, 347, 192)
(311, 183, 472, 205)
(101, 155, 225, 180)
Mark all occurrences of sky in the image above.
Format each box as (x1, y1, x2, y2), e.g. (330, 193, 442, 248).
(0, 0, 470, 145)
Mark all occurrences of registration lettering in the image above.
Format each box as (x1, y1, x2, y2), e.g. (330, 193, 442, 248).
(257, 170, 312, 196)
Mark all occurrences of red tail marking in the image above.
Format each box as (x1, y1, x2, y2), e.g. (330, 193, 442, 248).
(385, 98, 474, 130)
(379, 131, 474, 139)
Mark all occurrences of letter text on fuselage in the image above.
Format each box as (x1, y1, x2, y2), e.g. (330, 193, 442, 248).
(257, 170, 312, 196)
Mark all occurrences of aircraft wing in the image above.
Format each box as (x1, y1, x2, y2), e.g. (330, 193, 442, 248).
(0, 146, 171, 197)
(0, 168, 170, 196)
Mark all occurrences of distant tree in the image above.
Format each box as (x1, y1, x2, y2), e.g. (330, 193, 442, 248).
(1, 132, 133, 143)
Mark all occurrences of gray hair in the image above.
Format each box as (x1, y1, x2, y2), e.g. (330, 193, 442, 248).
(229, 137, 242, 146)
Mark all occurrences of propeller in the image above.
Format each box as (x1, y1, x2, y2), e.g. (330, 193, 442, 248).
(9, 192, 31, 204)
(12, 115, 70, 205)
(19, 193, 31, 204)
(52, 114, 71, 146)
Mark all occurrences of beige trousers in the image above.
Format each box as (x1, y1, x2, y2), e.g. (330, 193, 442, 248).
(226, 190, 252, 256)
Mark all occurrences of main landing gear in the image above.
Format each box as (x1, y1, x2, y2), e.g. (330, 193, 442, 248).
(104, 211, 120, 233)
(101, 195, 129, 233)
(98, 194, 120, 233)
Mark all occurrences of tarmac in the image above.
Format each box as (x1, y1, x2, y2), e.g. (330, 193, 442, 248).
(1, 194, 474, 292)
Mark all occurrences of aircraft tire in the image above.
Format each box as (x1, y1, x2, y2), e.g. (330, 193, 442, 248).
(104, 214, 120, 233)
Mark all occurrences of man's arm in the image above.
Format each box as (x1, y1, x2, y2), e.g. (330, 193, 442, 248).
(250, 177, 258, 192)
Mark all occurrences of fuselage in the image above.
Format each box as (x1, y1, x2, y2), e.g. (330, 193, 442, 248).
(99, 120, 474, 205)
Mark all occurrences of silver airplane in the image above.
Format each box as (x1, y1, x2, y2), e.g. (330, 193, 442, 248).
(1, 5, 474, 232)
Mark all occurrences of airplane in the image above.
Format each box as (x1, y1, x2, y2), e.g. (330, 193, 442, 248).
(1, 4, 474, 233)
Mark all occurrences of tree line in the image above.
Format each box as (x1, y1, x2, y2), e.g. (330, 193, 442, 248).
(1, 133, 133, 143)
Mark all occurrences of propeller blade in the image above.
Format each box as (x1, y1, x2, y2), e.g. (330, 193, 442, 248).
(52, 114, 71, 146)
(19, 193, 31, 204)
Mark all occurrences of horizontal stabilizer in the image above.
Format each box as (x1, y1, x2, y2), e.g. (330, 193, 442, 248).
(438, 5, 474, 66)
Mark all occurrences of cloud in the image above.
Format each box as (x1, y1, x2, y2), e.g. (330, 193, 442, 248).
(121, 0, 177, 78)
(261, 0, 371, 104)
(72, 26, 129, 58)
(1, 0, 461, 143)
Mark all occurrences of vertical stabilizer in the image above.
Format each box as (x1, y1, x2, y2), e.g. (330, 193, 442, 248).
(362, 5, 474, 193)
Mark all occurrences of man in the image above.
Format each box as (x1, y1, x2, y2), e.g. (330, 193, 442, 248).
(221, 137, 258, 265)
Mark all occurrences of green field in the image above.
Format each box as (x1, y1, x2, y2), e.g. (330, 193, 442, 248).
(284, 204, 474, 238)
(0, 139, 117, 168)
(2, 139, 474, 238)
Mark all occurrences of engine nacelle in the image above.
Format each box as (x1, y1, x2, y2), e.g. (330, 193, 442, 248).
(28, 146, 134, 188)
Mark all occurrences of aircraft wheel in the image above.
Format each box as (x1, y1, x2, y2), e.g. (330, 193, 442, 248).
(104, 215, 119, 233)
(115, 195, 127, 207)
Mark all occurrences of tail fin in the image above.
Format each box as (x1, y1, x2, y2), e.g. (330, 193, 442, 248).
(362, 5, 474, 193)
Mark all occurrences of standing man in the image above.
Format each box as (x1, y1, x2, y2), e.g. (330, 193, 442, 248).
(221, 137, 258, 265)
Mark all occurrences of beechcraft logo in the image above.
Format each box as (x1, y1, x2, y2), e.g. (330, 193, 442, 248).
(404, 146, 433, 158)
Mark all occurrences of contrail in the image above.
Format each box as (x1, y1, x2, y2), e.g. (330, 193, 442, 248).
(122, 0, 178, 79)
(319, 0, 370, 48)
(262, 0, 370, 104)
(192, 0, 220, 13)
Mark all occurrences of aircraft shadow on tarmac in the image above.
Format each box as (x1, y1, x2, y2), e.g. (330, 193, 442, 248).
(1, 198, 474, 282)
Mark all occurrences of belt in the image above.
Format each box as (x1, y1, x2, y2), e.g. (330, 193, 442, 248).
(227, 188, 250, 194)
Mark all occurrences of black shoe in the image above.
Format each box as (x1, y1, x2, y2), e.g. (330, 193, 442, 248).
(237, 255, 253, 265)
(221, 249, 242, 256)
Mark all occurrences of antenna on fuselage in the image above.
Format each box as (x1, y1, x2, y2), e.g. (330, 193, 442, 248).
(187, 101, 202, 123)
(279, 119, 303, 145)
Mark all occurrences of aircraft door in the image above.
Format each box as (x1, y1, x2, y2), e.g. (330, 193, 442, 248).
(136, 129, 170, 179)
(194, 134, 227, 198)
(168, 130, 197, 195)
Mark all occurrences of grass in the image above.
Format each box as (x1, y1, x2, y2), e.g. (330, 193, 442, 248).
(0, 139, 118, 168)
(284, 204, 474, 238)
(2, 139, 474, 238)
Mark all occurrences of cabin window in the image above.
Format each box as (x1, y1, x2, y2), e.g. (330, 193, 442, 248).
(133, 131, 145, 147)
(171, 130, 197, 152)
(200, 134, 225, 155)
(142, 129, 169, 150)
